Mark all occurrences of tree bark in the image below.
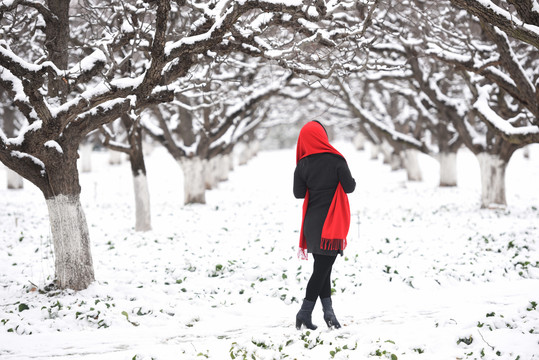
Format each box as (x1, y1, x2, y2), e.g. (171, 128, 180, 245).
(477, 152, 508, 208)
(45, 0, 70, 98)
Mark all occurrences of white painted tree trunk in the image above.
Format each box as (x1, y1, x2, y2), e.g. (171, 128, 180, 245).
(204, 158, 219, 190)
(181, 157, 206, 204)
(403, 149, 422, 181)
(216, 154, 230, 182)
(250, 140, 260, 158)
(353, 133, 366, 151)
(46, 194, 95, 290)
(370, 143, 380, 160)
(228, 152, 235, 171)
(108, 150, 122, 165)
(439, 152, 457, 187)
(7, 168, 24, 189)
(381, 141, 393, 165)
(133, 173, 151, 232)
(389, 153, 402, 171)
(477, 153, 507, 208)
(80, 143, 93, 173)
(239, 143, 250, 166)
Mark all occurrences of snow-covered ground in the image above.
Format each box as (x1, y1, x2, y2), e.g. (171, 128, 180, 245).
(0, 142, 538, 360)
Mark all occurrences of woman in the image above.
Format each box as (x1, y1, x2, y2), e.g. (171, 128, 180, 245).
(293, 121, 356, 330)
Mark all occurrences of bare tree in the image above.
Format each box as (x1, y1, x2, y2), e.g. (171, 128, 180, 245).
(0, 0, 379, 290)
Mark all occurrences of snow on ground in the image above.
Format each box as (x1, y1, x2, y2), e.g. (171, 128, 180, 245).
(0, 142, 538, 360)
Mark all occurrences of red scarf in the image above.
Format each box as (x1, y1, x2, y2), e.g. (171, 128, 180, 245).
(296, 121, 351, 259)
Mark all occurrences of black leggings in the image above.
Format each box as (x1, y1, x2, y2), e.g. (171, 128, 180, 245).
(305, 254, 337, 302)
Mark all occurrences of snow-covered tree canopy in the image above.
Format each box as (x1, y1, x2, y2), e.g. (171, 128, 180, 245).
(420, 0, 539, 146)
(141, 56, 293, 160)
(0, 0, 378, 197)
(325, 0, 539, 157)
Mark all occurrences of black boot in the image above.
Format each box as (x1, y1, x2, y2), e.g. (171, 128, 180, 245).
(321, 297, 341, 329)
(296, 299, 318, 330)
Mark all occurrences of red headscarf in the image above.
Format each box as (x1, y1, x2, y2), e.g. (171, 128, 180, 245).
(296, 121, 351, 259)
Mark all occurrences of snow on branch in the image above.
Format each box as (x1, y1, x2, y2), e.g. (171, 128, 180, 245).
(69, 98, 132, 136)
(449, 0, 539, 49)
(10, 150, 45, 170)
(64, 49, 107, 85)
(209, 72, 293, 142)
(0, 42, 61, 78)
(5, 120, 42, 147)
(338, 80, 428, 152)
(474, 85, 539, 142)
(163, 0, 376, 81)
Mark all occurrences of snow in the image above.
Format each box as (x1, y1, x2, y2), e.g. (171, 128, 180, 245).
(474, 0, 539, 37)
(65, 50, 107, 79)
(0, 44, 43, 73)
(0, 142, 538, 359)
(9, 150, 45, 169)
(164, 7, 234, 57)
(0, 67, 28, 103)
(0, 0, 16, 7)
(251, 13, 274, 32)
(475, 86, 539, 136)
(6, 120, 42, 147)
(44, 140, 63, 154)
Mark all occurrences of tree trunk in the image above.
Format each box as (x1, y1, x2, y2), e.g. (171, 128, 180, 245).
(439, 152, 458, 187)
(238, 143, 250, 166)
(389, 153, 403, 171)
(250, 140, 260, 158)
(7, 168, 24, 189)
(109, 150, 122, 165)
(123, 116, 152, 232)
(370, 143, 380, 160)
(353, 133, 366, 151)
(46, 194, 95, 290)
(403, 149, 422, 181)
(228, 151, 235, 171)
(133, 173, 152, 231)
(381, 141, 393, 165)
(204, 158, 218, 190)
(79, 142, 93, 173)
(181, 157, 206, 204)
(477, 152, 507, 208)
(217, 154, 230, 181)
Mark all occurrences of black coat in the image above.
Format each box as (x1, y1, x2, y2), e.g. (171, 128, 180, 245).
(293, 153, 356, 255)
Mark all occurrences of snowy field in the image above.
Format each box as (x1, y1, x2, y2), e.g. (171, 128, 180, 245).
(1, 142, 538, 360)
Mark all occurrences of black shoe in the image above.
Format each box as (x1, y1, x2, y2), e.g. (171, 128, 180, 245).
(321, 297, 341, 329)
(296, 299, 318, 330)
